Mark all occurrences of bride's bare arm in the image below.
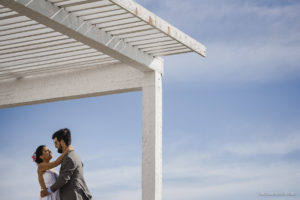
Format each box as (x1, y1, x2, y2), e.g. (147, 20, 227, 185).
(38, 170, 47, 190)
(38, 145, 74, 172)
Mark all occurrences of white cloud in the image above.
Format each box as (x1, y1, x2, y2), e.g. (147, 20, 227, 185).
(163, 153, 300, 200)
(224, 134, 300, 155)
(153, 0, 300, 84)
(161, 129, 300, 199)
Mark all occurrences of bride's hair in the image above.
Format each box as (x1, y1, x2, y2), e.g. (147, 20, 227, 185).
(34, 145, 45, 164)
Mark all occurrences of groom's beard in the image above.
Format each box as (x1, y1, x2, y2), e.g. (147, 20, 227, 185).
(57, 145, 63, 154)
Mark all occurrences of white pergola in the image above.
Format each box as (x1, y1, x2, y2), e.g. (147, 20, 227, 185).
(0, 0, 206, 199)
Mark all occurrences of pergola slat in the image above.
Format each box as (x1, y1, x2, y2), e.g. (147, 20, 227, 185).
(72, 5, 120, 16)
(0, 49, 100, 68)
(89, 13, 134, 24)
(124, 33, 165, 43)
(147, 47, 189, 54)
(109, 25, 153, 35)
(0, 53, 108, 74)
(0, 28, 54, 41)
(103, 21, 146, 31)
(0, 20, 37, 31)
(137, 40, 179, 49)
(0, 24, 46, 36)
(142, 43, 184, 52)
(117, 29, 160, 39)
(0, 11, 18, 18)
(55, 0, 102, 8)
(0, 36, 70, 51)
(0, 45, 90, 62)
(0, 15, 29, 26)
(0, 8, 11, 13)
(0, 59, 119, 80)
(152, 49, 191, 56)
(96, 17, 140, 28)
(80, 9, 126, 20)
(0, 41, 82, 57)
(0, 32, 62, 46)
(0, 56, 115, 77)
(131, 37, 172, 46)
(64, 1, 113, 12)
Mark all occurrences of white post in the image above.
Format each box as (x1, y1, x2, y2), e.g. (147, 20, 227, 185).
(142, 71, 162, 200)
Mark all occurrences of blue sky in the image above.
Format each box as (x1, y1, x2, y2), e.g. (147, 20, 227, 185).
(1, 0, 300, 199)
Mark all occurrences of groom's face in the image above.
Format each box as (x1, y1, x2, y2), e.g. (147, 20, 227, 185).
(54, 137, 63, 154)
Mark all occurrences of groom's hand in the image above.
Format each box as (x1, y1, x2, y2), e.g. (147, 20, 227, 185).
(40, 189, 50, 197)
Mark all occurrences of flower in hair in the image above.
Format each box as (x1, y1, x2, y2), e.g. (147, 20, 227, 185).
(32, 152, 36, 162)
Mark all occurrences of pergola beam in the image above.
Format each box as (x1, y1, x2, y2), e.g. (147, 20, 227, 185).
(1, 0, 163, 73)
(0, 63, 146, 108)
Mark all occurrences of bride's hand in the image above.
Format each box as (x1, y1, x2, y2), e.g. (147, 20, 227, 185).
(67, 145, 74, 152)
(62, 145, 74, 154)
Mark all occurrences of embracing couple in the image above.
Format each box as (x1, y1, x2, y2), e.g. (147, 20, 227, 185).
(33, 128, 92, 200)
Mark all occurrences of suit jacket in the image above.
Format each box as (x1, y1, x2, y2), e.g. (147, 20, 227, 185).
(50, 150, 92, 200)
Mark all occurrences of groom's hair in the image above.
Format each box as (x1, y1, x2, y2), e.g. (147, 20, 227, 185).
(52, 128, 71, 146)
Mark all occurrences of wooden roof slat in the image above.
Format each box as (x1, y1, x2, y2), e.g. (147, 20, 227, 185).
(0, 40, 80, 57)
(124, 33, 165, 43)
(89, 13, 133, 24)
(55, 0, 101, 8)
(131, 37, 172, 46)
(142, 43, 184, 52)
(117, 29, 160, 39)
(0, 59, 119, 80)
(0, 21, 37, 31)
(0, 8, 11, 13)
(102, 21, 146, 32)
(152, 49, 191, 56)
(0, 44, 89, 62)
(96, 17, 141, 28)
(109, 25, 153, 35)
(0, 24, 45, 36)
(137, 40, 178, 49)
(0, 28, 53, 41)
(0, 54, 111, 74)
(0, 49, 100, 68)
(0, 11, 18, 18)
(80, 9, 126, 20)
(0, 15, 29, 26)
(0, 36, 70, 51)
(72, 5, 120, 16)
(0, 32, 63, 46)
(147, 47, 189, 54)
(64, 1, 113, 12)
(0, 39, 77, 55)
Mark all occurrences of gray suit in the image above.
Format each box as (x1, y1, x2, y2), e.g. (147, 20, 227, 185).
(50, 150, 92, 200)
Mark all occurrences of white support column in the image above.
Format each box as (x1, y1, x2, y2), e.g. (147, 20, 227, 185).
(142, 71, 162, 200)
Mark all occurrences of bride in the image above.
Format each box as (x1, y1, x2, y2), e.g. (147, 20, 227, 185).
(33, 145, 73, 200)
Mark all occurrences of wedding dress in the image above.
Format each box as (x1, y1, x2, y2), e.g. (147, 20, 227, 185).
(40, 170, 60, 200)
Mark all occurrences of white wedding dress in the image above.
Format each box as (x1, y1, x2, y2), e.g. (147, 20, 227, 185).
(40, 170, 60, 200)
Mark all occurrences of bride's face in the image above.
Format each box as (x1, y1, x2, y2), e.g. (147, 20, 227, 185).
(41, 146, 53, 161)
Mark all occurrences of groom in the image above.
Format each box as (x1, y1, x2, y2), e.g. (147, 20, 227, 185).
(41, 128, 92, 199)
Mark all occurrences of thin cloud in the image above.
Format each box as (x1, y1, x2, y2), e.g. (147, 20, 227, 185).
(152, 0, 300, 83)
(224, 134, 300, 156)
